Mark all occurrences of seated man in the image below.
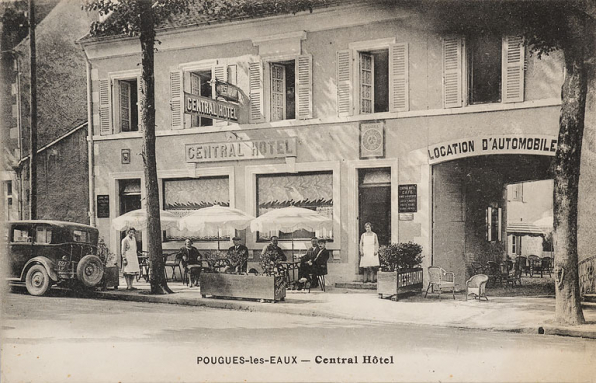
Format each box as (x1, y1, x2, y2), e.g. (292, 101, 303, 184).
(178, 239, 202, 287)
(310, 238, 330, 288)
(227, 236, 249, 274)
(297, 237, 319, 289)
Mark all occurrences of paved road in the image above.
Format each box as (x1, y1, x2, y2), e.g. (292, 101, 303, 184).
(2, 288, 596, 383)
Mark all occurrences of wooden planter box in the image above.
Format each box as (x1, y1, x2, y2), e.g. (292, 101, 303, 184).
(377, 268, 423, 301)
(200, 273, 286, 302)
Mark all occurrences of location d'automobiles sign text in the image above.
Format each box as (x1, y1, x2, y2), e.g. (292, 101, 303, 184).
(427, 135, 559, 164)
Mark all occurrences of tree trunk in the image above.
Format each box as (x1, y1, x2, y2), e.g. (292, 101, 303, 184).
(553, 11, 588, 325)
(138, 0, 172, 294)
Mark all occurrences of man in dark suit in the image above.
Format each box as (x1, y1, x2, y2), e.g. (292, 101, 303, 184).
(297, 237, 319, 289)
(311, 239, 330, 288)
(178, 239, 202, 287)
(227, 236, 249, 274)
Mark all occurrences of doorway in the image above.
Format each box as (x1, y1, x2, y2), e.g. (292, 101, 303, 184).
(358, 168, 391, 247)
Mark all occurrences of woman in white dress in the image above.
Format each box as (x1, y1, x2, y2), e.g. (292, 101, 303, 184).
(121, 228, 140, 290)
(359, 222, 379, 283)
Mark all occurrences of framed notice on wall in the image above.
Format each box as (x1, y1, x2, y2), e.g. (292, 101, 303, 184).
(360, 121, 385, 158)
(398, 184, 417, 213)
(97, 195, 110, 218)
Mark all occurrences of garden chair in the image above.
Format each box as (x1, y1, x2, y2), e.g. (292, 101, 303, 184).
(541, 257, 553, 277)
(515, 255, 529, 276)
(164, 251, 183, 282)
(486, 261, 502, 286)
(465, 274, 489, 301)
(504, 260, 522, 287)
(528, 255, 541, 277)
(424, 266, 455, 299)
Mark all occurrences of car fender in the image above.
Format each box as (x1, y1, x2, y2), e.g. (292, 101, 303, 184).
(21, 257, 59, 282)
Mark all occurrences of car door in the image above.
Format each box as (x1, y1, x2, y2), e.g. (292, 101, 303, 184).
(8, 224, 34, 279)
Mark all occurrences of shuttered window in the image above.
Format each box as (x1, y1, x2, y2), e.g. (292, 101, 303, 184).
(336, 50, 353, 116)
(502, 36, 525, 103)
(443, 36, 463, 108)
(169, 70, 183, 130)
(249, 62, 265, 123)
(389, 43, 409, 112)
(98, 79, 112, 135)
(360, 53, 374, 114)
(295, 54, 313, 120)
(114, 78, 138, 132)
(271, 64, 286, 121)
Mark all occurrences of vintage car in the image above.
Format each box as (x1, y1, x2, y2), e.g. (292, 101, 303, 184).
(5, 220, 105, 296)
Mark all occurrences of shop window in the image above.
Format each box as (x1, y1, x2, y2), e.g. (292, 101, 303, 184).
(163, 177, 230, 241)
(189, 70, 213, 127)
(114, 78, 139, 132)
(359, 50, 389, 114)
(256, 172, 333, 241)
(270, 60, 295, 121)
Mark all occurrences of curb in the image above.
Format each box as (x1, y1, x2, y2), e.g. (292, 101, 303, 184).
(87, 290, 596, 340)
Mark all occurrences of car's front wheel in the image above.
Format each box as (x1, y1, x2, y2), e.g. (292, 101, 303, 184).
(25, 264, 51, 296)
(77, 255, 104, 287)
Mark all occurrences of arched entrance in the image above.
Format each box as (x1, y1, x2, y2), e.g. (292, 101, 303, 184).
(432, 154, 553, 286)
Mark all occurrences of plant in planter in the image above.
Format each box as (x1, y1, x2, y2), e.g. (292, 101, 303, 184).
(377, 242, 424, 301)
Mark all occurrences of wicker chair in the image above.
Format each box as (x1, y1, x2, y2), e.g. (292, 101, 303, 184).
(528, 255, 541, 277)
(466, 274, 489, 301)
(425, 266, 456, 299)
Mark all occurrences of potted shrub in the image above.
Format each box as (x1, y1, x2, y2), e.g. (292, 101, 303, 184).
(199, 249, 286, 302)
(377, 242, 424, 301)
(97, 238, 119, 290)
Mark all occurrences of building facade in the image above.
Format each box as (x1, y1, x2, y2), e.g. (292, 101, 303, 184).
(81, 1, 584, 286)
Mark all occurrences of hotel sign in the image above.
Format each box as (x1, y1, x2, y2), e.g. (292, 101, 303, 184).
(428, 135, 559, 164)
(184, 92, 239, 122)
(186, 138, 297, 163)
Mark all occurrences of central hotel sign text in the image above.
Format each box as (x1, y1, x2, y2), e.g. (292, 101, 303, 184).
(427, 135, 559, 164)
(186, 138, 297, 163)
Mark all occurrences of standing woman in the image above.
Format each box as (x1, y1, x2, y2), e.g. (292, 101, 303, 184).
(359, 222, 379, 283)
(121, 228, 140, 290)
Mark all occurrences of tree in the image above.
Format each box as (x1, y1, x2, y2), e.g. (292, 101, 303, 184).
(518, 1, 595, 325)
(82, 0, 325, 294)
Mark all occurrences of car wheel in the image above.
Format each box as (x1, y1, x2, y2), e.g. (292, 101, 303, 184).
(26, 264, 51, 296)
(76, 255, 104, 287)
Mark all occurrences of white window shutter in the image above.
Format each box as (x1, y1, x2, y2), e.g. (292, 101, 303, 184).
(99, 79, 112, 135)
(443, 36, 463, 108)
(249, 61, 265, 123)
(170, 70, 183, 130)
(295, 54, 313, 120)
(137, 76, 144, 131)
(336, 49, 353, 116)
(389, 43, 409, 112)
(502, 35, 525, 103)
(213, 63, 227, 99)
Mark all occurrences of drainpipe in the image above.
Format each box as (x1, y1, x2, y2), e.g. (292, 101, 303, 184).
(85, 56, 96, 227)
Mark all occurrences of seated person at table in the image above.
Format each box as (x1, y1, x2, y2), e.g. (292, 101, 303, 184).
(227, 236, 249, 274)
(297, 237, 319, 289)
(310, 239, 330, 288)
(178, 239, 202, 286)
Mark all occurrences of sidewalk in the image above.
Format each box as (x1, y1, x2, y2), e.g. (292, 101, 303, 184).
(91, 277, 596, 339)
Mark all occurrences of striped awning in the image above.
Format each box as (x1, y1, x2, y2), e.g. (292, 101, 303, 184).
(506, 222, 546, 236)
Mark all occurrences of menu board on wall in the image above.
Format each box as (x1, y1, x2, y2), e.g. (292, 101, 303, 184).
(398, 184, 417, 213)
(97, 195, 110, 218)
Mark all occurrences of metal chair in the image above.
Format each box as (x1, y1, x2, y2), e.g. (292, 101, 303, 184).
(504, 260, 522, 287)
(486, 261, 502, 286)
(515, 256, 529, 276)
(466, 274, 489, 301)
(425, 266, 455, 299)
(541, 257, 553, 277)
(164, 252, 183, 282)
(527, 255, 541, 277)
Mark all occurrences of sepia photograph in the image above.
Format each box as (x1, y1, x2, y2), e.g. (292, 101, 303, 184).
(1, 0, 596, 381)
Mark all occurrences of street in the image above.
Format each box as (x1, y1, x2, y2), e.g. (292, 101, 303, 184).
(2, 288, 596, 383)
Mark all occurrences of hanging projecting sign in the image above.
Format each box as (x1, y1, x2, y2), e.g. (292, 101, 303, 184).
(186, 138, 297, 163)
(215, 80, 240, 103)
(427, 135, 558, 164)
(184, 92, 239, 122)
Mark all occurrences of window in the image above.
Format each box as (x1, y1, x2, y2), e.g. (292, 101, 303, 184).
(508, 183, 524, 202)
(35, 226, 52, 244)
(337, 42, 408, 116)
(359, 50, 389, 114)
(256, 172, 333, 241)
(73, 230, 89, 243)
(468, 34, 502, 104)
(486, 207, 502, 242)
(163, 177, 229, 241)
(12, 228, 31, 243)
(443, 34, 524, 108)
(270, 60, 295, 121)
(189, 70, 214, 127)
(512, 235, 522, 255)
(114, 78, 139, 132)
